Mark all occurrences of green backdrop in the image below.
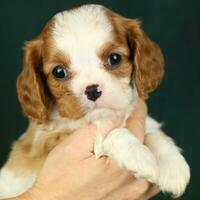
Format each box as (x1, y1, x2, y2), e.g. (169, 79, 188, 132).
(0, 0, 199, 199)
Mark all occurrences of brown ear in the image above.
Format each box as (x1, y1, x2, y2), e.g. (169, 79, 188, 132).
(17, 39, 49, 122)
(126, 20, 164, 99)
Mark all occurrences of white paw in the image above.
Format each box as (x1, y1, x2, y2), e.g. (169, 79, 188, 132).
(158, 154, 190, 198)
(94, 128, 158, 183)
(0, 167, 36, 199)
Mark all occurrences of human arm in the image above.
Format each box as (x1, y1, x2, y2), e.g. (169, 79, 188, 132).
(5, 99, 159, 200)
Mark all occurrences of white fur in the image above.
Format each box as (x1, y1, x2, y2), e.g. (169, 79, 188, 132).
(94, 127, 158, 183)
(0, 116, 190, 198)
(0, 168, 36, 199)
(94, 116, 190, 197)
(53, 5, 112, 67)
(52, 4, 191, 196)
(52, 5, 135, 112)
(145, 117, 190, 197)
(0, 4, 190, 199)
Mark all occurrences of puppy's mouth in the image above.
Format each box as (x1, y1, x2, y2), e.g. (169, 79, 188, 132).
(80, 83, 135, 116)
(87, 100, 103, 110)
(84, 92, 133, 113)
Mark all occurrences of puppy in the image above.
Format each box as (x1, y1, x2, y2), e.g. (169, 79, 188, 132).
(0, 4, 190, 199)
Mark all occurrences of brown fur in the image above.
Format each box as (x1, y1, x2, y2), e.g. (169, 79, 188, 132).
(5, 123, 45, 177)
(17, 17, 85, 122)
(105, 9, 164, 99)
(6, 121, 72, 177)
(17, 39, 50, 122)
(7, 5, 164, 182)
(17, 8, 164, 123)
(98, 41, 132, 78)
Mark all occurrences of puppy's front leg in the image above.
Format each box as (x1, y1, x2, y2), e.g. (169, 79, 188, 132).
(145, 117, 190, 197)
(94, 128, 158, 183)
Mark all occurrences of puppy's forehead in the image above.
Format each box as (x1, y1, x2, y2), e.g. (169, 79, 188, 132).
(52, 5, 113, 64)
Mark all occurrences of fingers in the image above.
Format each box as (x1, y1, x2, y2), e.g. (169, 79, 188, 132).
(103, 178, 150, 200)
(103, 157, 158, 200)
(60, 119, 122, 159)
(126, 98, 147, 142)
(113, 180, 159, 200)
(61, 98, 147, 155)
(143, 185, 160, 199)
(128, 179, 151, 199)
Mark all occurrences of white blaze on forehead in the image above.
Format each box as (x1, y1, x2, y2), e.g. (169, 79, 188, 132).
(51, 5, 134, 112)
(52, 4, 112, 69)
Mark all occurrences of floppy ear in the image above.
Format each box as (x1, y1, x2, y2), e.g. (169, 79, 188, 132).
(126, 20, 164, 99)
(17, 39, 49, 122)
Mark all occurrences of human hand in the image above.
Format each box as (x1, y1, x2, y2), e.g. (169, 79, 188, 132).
(15, 99, 159, 200)
(126, 98, 160, 200)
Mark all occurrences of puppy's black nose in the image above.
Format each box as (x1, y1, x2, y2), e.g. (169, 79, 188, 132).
(85, 84, 102, 101)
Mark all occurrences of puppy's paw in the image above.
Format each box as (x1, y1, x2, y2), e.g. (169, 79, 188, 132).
(94, 128, 158, 183)
(158, 154, 190, 198)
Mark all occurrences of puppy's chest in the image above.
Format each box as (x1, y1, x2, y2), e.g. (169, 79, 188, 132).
(30, 119, 84, 156)
(31, 108, 129, 157)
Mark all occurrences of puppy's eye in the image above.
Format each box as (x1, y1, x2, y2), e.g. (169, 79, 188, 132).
(52, 65, 68, 79)
(107, 53, 122, 69)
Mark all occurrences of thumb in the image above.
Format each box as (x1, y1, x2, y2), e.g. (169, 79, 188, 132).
(58, 121, 119, 159)
(126, 98, 147, 142)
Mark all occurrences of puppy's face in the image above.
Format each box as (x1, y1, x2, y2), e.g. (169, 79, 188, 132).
(17, 5, 164, 122)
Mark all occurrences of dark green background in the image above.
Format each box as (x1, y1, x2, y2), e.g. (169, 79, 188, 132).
(0, 0, 199, 199)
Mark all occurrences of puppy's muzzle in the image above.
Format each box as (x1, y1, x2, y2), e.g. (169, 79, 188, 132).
(85, 84, 102, 101)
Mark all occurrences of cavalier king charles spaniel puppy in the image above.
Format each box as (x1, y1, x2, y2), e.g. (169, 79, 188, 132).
(0, 4, 190, 199)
